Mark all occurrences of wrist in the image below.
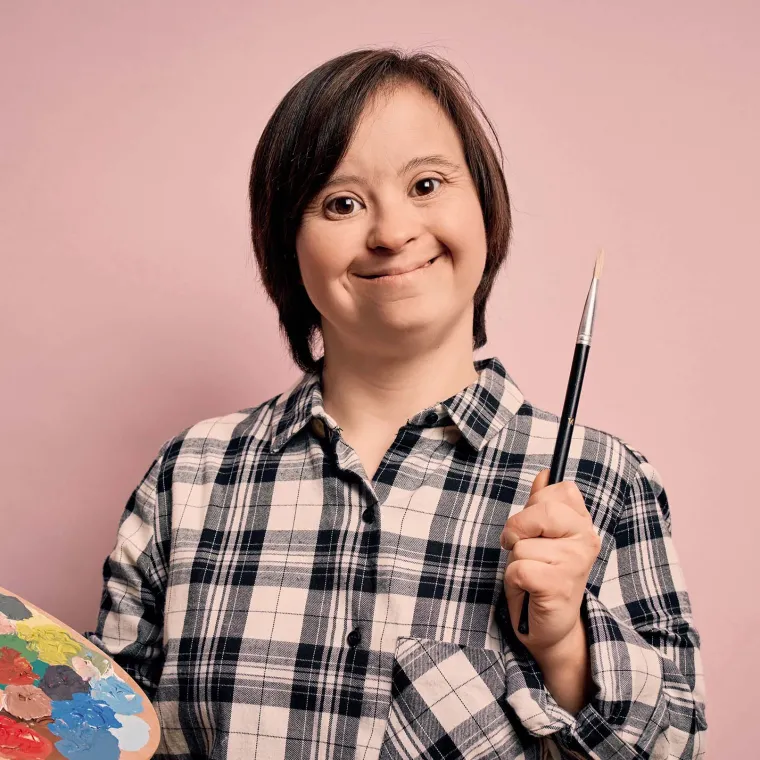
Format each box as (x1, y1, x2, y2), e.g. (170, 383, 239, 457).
(531, 617, 594, 716)
(531, 617, 586, 673)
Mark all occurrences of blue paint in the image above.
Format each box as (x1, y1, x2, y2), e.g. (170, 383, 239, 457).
(108, 713, 150, 751)
(50, 691, 122, 731)
(90, 675, 143, 716)
(53, 727, 121, 760)
(50, 692, 122, 760)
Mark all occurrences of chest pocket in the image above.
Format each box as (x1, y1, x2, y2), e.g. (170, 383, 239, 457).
(379, 637, 523, 760)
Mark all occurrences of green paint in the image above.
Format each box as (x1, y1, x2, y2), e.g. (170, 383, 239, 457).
(0, 634, 37, 662)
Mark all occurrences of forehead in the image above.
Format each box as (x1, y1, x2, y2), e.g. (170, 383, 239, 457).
(337, 83, 465, 170)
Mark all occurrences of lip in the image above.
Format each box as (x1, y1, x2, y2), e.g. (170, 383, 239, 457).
(356, 254, 443, 281)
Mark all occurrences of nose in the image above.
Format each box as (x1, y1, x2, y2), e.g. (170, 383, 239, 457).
(366, 196, 422, 254)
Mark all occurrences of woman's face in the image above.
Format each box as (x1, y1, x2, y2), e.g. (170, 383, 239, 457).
(296, 83, 488, 356)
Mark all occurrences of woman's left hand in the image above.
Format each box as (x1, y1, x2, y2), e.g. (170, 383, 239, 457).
(501, 469, 602, 659)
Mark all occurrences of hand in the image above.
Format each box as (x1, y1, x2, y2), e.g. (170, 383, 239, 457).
(501, 469, 602, 660)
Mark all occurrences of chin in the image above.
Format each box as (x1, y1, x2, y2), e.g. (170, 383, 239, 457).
(372, 309, 466, 345)
(375, 302, 445, 330)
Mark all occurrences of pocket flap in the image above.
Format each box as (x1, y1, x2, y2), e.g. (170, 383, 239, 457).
(380, 637, 520, 759)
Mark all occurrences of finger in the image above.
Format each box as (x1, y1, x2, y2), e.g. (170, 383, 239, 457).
(501, 500, 590, 549)
(528, 469, 551, 500)
(508, 536, 569, 565)
(504, 558, 562, 595)
(525, 480, 588, 518)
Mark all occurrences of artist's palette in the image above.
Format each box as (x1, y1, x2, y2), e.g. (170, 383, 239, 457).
(0, 586, 160, 760)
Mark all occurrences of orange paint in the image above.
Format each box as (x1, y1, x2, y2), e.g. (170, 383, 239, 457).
(0, 646, 38, 686)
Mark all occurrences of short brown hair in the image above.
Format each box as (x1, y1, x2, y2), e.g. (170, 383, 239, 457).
(248, 46, 512, 374)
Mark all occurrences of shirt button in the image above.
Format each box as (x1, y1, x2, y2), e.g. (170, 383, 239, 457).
(424, 411, 438, 425)
(346, 627, 362, 648)
(311, 418, 326, 438)
(361, 506, 375, 524)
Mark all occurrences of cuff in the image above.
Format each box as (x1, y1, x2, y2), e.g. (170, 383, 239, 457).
(563, 591, 670, 757)
(494, 589, 576, 737)
(495, 589, 670, 754)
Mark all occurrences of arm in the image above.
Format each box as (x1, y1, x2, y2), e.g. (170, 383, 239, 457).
(532, 614, 594, 716)
(499, 454, 707, 758)
(84, 441, 173, 699)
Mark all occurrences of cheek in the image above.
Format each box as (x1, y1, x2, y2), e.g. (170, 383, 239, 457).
(296, 228, 354, 312)
(446, 200, 488, 274)
(301, 252, 347, 290)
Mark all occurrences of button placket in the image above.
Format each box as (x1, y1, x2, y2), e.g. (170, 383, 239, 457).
(349, 491, 378, 656)
(333, 444, 381, 659)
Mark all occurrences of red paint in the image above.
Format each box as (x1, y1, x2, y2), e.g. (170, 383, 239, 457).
(0, 715, 52, 759)
(0, 647, 38, 686)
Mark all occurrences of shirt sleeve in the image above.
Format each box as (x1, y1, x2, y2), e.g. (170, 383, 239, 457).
(83, 441, 172, 700)
(496, 452, 707, 759)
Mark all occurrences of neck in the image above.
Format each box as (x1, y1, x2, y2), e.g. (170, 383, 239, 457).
(319, 316, 481, 435)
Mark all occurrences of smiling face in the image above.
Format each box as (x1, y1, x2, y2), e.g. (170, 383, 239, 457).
(295, 81, 488, 359)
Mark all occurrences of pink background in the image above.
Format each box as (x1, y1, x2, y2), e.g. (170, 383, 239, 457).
(2, 1, 756, 753)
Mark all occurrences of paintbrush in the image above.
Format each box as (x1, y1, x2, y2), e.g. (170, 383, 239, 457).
(517, 248, 605, 636)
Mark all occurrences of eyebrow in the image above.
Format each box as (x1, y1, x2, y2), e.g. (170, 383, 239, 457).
(321, 154, 461, 191)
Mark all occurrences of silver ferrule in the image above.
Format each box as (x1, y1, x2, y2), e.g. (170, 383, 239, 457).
(577, 277, 599, 345)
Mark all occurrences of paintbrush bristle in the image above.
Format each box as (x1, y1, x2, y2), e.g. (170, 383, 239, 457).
(594, 248, 605, 280)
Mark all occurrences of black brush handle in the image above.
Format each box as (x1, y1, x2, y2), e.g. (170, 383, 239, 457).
(517, 341, 589, 635)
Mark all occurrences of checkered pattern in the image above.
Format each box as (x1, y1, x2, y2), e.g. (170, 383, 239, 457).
(85, 357, 706, 759)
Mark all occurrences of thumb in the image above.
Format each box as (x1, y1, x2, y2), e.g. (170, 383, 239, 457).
(529, 468, 551, 499)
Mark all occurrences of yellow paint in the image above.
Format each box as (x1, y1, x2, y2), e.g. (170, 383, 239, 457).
(15, 622, 82, 666)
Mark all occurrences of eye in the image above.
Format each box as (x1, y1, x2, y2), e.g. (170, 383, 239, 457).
(325, 196, 362, 216)
(412, 177, 442, 196)
(324, 176, 443, 217)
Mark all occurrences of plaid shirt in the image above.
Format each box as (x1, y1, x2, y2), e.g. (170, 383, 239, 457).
(85, 356, 706, 759)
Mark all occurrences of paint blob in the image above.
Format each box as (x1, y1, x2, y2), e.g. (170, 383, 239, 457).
(69, 658, 99, 683)
(39, 666, 89, 702)
(53, 727, 120, 760)
(107, 714, 150, 752)
(3, 684, 52, 720)
(89, 676, 142, 716)
(0, 647, 39, 686)
(0, 612, 16, 635)
(0, 595, 32, 622)
(0, 714, 53, 759)
(50, 692, 121, 733)
(75, 651, 109, 678)
(15, 625, 81, 667)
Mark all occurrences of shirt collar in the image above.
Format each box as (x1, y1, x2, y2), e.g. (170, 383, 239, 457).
(269, 356, 525, 454)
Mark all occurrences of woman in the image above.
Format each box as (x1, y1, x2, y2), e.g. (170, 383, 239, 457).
(87, 48, 707, 759)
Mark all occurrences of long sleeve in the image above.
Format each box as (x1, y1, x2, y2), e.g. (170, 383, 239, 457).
(84, 440, 173, 699)
(500, 451, 707, 759)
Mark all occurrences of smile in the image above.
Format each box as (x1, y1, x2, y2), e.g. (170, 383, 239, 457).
(358, 254, 443, 282)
